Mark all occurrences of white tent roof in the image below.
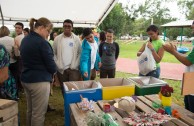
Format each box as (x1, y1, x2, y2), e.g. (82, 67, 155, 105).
(0, 0, 118, 28)
(161, 20, 194, 27)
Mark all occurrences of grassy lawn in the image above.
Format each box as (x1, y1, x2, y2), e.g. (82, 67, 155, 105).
(18, 72, 183, 126)
(117, 40, 192, 63)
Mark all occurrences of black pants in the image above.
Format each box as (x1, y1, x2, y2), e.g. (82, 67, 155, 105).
(100, 68, 115, 78)
(9, 60, 22, 92)
(184, 95, 194, 113)
(90, 69, 96, 80)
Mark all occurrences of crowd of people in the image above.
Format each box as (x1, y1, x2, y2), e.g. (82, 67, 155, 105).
(0, 17, 194, 126)
(0, 18, 120, 126)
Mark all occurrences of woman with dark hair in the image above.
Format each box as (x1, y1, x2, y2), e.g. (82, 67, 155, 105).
(49, 31, 58, 47)
(23, 28, 30, 36)
(137, 25, 164, 78)
(20, 17, 57, 126)
(99, 31, 106, 43)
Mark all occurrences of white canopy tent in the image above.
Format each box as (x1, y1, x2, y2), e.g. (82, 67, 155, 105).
(161, 20, 193, 27)
(0, 0, 118, 28)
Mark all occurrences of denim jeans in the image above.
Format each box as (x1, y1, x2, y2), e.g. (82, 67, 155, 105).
(139, 67, 160, 78)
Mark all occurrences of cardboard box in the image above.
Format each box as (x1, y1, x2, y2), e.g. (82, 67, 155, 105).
(0, 99, 18, 126)
(0, 115, 18, 126)
(181, 72, 194, 95)
(129, 76, 167, 96)
(98, 78, 135, 100)
(63, 80, 102, 126)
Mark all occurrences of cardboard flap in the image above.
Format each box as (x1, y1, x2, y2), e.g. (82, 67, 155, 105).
(99, 78, 123, 87)
(122, 79, 132, 85)
(129, 76, 166, 87)
(0, 99, 17, 109)
(181, 72, 194, 95)
(99, 78, 134, 87)
(63, 81, 99, 91)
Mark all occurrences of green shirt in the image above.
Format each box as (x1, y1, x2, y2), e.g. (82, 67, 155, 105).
(49, 40, 54, 47)
(187, 48, 194, 64)
(151, 39, 164, 67)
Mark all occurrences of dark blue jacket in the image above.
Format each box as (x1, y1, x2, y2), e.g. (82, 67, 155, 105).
(20, 31, 57, 83)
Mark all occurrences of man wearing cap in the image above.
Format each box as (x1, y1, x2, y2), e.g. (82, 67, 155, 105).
(162, 20, 194, 113)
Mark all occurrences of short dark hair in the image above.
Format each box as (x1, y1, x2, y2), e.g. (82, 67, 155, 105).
(82, 28, 92, 38)
(49, 31, 57, 41)
(23, 28, 30, 34)
(15, 22, 24, 29)
(146, 25, 159, 33)
(106, 29, 114, 34)
(63, 19, 73, 27)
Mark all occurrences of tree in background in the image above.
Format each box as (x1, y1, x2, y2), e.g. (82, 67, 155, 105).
(99, 0, 177, 38)
(99, 3, 131, 37)
(178, 0, 194, 20)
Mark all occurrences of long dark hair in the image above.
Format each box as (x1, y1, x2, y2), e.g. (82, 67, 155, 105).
(146, 25, 159, 35)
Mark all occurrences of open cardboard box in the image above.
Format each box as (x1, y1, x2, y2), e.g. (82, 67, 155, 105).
(98, 78, 135, 100)
(63, 80, 101, 91)
(0, 99, 18, 125)
(128, 76, 167, 96)
(129, 76, 167, 87)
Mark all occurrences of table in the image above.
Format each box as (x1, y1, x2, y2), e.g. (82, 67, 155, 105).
(70, 95, 194, 126)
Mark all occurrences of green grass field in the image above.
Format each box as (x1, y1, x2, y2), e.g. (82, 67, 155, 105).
(117, 40, 192, 63)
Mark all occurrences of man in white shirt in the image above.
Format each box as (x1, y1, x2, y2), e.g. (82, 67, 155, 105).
(53, 19, 81, 93)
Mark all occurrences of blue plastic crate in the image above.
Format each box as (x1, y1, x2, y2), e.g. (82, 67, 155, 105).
(63, 80, 102, 126)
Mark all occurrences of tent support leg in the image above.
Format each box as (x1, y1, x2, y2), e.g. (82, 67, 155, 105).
(0, 5, 4, 26)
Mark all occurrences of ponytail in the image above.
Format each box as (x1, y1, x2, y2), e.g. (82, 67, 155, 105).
(29, 17, 53, 32)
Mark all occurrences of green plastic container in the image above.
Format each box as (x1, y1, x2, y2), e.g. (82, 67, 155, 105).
(128, 76, 167, 96)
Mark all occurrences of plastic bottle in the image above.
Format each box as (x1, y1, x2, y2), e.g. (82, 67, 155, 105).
(103, 113, 119, 126)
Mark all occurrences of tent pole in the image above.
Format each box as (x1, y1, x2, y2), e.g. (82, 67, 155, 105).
(0, 5, 4, 26)
(180, 27, 183, 47)
(164, 27, 166, 41)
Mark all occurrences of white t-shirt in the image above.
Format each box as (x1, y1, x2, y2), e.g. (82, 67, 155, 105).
(87, 41, 98, 69)
(61, 37, 74, 70)
(0, 36, 16, 63)
(15, 34, 24, 47)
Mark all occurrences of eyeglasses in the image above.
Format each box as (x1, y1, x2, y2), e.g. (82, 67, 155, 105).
(63, 25, 72, 28)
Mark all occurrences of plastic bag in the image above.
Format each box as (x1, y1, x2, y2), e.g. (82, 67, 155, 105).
(137, 43, 156, 75)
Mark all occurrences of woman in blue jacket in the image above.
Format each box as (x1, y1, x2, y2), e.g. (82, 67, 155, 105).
(80, 28, 101, 80)
(20, 17, 57, 126)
